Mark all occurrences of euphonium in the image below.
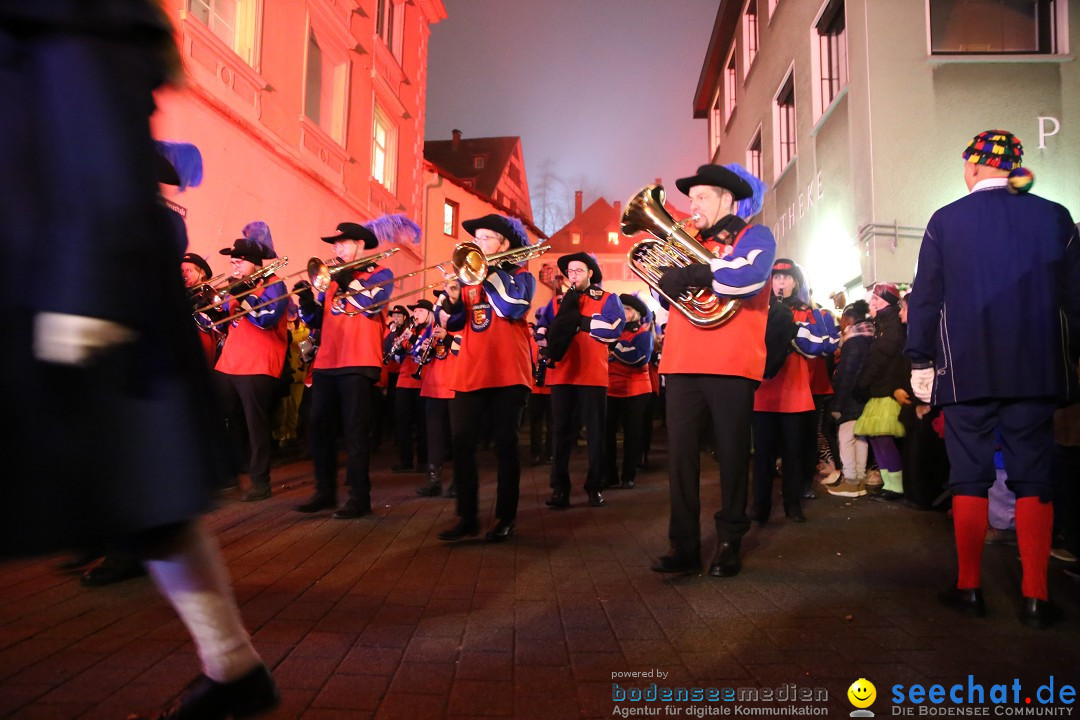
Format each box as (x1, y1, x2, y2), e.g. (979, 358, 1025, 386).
(621, 184, 739, 328)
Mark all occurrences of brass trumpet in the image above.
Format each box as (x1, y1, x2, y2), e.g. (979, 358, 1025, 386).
(622, 185, 738, 327)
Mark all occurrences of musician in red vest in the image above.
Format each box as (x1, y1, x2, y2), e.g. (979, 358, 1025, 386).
(605, 293, 655, 491)
(388, 299, 433, 475)
(436, 214, 536, 543)
(215, 224, 289, 502)
(416, 285, 462, 498)
(294, 220, 398, 519)
(536, 253, 626, 509)
(651, 163, 776, 577)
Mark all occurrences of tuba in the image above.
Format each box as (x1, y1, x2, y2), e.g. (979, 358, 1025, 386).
(621, 185, 739, 328)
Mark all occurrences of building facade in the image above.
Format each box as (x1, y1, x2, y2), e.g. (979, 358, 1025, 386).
(695, 0, 1079, 300)
(153, 0, 447, 283)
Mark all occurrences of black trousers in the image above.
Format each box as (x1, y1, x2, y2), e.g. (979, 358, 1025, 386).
(550, 384, 607, 494)
(666, 375, 756, 559)
(640, 391, 660, 464)
(528, 392, 552, 459)
(605, 393, 651, 486)
(310, 371, 375, 505)
(395, 387, 427, 468)
(425, 397, 452, 467)
(215, 372, 278, 491)
(451, 385, 530, 523)
(752, 410, 813, 519)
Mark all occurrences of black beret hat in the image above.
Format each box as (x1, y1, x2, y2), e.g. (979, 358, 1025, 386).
(181, 252, 212, 279)
(408, 299, 434, 312)
(619, 293, 649, 320)
(389, 305, 408, 316)
(321, 222, 379, 249)
(461, 214, 529, 249)
(557, 252, 603, 286)
(675, 164, 753, 200)
(219, 237, 271, 266)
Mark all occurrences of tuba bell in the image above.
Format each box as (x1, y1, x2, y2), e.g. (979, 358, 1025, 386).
(621, 184, 739, 328)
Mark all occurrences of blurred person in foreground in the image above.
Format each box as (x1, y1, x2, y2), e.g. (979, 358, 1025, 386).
(0, 3, 278, 718)
(906, 130, 1080, 629)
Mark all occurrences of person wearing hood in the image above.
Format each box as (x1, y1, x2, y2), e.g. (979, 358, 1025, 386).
(605, 293, 655, 491)
(751, 259, 840, 524)
(827, 300, 875, 497)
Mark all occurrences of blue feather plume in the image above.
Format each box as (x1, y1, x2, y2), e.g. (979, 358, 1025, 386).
(724, 163, 766, 220)
(242, 221, 277, 258)
(155, 141, 203, 191)
(367, 214, 421, 245)
(502, 215, 531, 247)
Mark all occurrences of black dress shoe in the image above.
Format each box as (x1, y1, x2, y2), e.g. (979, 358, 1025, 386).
(127, 664, 279, 720)
(587, 490, 605, 507)
(873, 490, 905, 502)
(937, 587, 986, 618)
(485, 520, 515, 542)
(444, 482, 457, 498)
(331, 497, 371, 519)
(545, 491, 570, 509)
(295, 494, 336, 513)
(438, 518, 480, 542)
(651, 554, 701, 574)
(241, 486, 271, 502)
(1018, 597, 1061, 629)
(785, 510, 806, 523)
(81, 555, 147, 587)
(57, 549, 105, 572)
(708, 542, 742, 578)
(416, 481, 442, 497)
(620, 479, 635, 489)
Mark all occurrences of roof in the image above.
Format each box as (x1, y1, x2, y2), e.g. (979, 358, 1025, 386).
(424, 136, 521, 199)
(693, 2, 741, 118)
(546, 195, 692, 254)
(424, 161, 547, 241)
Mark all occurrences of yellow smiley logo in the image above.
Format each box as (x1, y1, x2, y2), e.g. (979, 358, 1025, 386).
(847, 678, 876, 709)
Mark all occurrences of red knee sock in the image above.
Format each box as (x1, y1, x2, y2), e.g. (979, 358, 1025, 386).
(1015, 497, 1053, 601)
(952, 496, 988, 589)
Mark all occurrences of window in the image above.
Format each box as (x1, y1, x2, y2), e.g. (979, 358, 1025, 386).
(443, 200, 459, 237)
(304, 29, 348, 144)
(815, 0, 848, 117)
(769, 0, 781, 19)
(774, 70, 797, 174)
(372, 104, 397, 192)
(376, 0, 404, 61)
(724, 51, 737, 124)
(473, 156, 486, 169)
(571, 232, 581, 245)
(187, 0, 260, 66)
(930, 0, 1058, 54)
(747, 130, 763, 182)
(743, 0, 759, 72)
(507, 163, 521, 186)
(710, 91, 722, 157)
(608, 232, 620, 246)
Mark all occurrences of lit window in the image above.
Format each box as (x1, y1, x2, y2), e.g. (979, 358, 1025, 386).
(304, 29, 349, 145)
(608, 232, 619, 245)
(376, 0, 405, 61)
(187, 0, 260, 66)
(443, 200, 459, 237)
(724, 51, 737, 124)
(743, 0, 759, 72)
(571, 232, 581, 245)
(473, 156, 486, 169)
(774, 71, 797, 173)
(929, 0, 1058, 54)
(747, 131, 763, 183)
(372, 104, 397, 192)
(815, 0, 848, 118)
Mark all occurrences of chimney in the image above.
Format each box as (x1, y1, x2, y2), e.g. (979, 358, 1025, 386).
(452, 129, 461, 151)
(613, 200, 621, 220)
(654, 177, 662, 187)
(574, 190, 583, 218)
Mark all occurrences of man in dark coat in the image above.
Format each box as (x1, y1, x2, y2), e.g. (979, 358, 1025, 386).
(907, 130, 1080, 629)
(0, 3, 278, 717)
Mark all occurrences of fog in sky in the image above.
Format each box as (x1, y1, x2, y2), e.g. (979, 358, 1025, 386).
(425, 0, 718, 232)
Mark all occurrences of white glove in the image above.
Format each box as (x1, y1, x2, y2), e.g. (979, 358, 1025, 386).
(910, 367, 934, 404)
(34, 312, 136, 366)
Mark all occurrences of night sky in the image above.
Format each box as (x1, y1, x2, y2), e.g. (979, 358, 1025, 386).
(425, 0, 718, 232)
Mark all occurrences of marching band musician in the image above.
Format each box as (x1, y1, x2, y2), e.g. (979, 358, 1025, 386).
(214, 223, 288, 502)
(380, 304, 411, 449)
(536, 252, 625, 509)
(527, 309, 553, 466)
(604, 293, 655, 491)
(436, 214, 537, 543)
(416, 284, 463, 498)
(750, 259, 839, 525)
(390, 299, 434, 474)
(651, 163, 775, 578)
(294, 220, 398, 519)
(182, 252, 225, 365)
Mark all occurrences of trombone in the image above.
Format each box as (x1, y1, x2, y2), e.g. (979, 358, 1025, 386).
(192, 257, 290, 314)
(207, 247, 399, 327)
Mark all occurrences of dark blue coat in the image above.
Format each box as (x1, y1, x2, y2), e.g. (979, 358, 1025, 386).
(906, 184, 1080, 405)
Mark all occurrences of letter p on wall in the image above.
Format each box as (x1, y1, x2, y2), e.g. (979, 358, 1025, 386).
(1038, 116, 1060, 149)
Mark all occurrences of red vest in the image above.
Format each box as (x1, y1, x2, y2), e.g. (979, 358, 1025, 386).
(396, 330, 427, 390)
(754, 306, 815, 413)
(215, 287, 288, 377)
(807, 355, 834, 395)
(658, 235, 770, 380)
(451, 283, 531, 392)
(420, 332, 459, 399)
(608, 329, 653, 398)
(547, 290, 614, 387)
(313, 274, 385, 371)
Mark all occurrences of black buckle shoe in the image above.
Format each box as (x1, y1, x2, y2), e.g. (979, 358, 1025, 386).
(438, 519, 480, 542)
(587, 490, 605, 507)
(651, 554, 701, 574)
(937, 587, 986, 618)
(708, 542, 742, 578)
(1018, 597, 1061, 629)
(331, 497, 371, 519)
(545, 491, 570, 509)
(295, 494, 336, 513)
(127, 664, 279, 720)
(485, 520, 516, 543)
